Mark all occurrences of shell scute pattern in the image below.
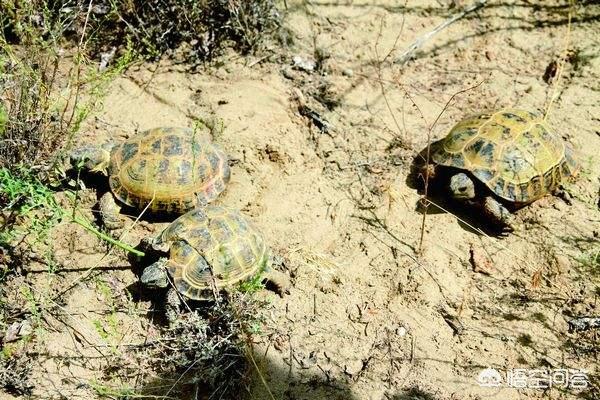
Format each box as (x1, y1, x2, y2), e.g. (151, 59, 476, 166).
(120, 142, 139, 164)
(431, 109, 577, 203)
(162, 134, 184, 156)
(158, 206, 268, 300)
(108, 127, 230, 212)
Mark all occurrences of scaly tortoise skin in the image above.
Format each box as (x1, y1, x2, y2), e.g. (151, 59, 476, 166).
(70, 127, 230, 227)
(141, 206, 272, 301)
(428, 109, 578, 228)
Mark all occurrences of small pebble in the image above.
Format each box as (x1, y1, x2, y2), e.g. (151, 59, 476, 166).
(342, 68, 354, 77)
(292, 55, 316, 72)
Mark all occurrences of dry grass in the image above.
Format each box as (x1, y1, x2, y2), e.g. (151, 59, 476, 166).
(3, 0, 283, 65)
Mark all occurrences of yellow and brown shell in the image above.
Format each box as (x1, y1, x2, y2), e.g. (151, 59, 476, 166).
(158, 206, 268, 300)
(430, 109, 578, 204)
(107, 127, 230, 213)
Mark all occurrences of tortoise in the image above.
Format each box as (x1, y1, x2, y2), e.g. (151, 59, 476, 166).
(424, 108, 578, 230)
(140, 206, 289, 318)
(70, 127, 230, 228)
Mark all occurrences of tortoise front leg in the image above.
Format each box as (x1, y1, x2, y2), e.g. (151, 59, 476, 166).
(99, 192, 124, 229)
(481, 196, 514, 232)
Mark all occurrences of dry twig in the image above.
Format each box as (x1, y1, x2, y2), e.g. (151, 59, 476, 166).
(395, 0, 488, 65)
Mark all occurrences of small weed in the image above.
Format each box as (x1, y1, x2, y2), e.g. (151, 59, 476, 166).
(0, 167, 60, 246)
(578, 246, 599, 274)
(238, 270, 266, 294)
(92, 319, 109, 341)
(93, 278, 121, 347)
(89, 380, 136, 398)
(194, 116, 226, 142)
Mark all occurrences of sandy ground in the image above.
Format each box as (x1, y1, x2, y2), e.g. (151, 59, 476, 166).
(2, 1, 600, 399)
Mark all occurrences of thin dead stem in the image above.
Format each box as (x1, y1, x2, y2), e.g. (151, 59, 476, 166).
(418, 80, 484, 253)
(395, 0, 488, 65)
(544, 0, 573, 120)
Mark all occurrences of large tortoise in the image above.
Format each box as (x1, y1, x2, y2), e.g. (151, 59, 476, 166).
(425, 109, 578, 230)
(141, 206, 289, 318)
(70, 127, 230, 228)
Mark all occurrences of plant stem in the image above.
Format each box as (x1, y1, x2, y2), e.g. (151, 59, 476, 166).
(70, 214, 145, 257)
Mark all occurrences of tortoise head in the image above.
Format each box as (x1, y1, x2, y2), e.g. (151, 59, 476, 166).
(69, 143, 113, 174)
(141, 258, 170, 289)
(449, 173, 476, 200)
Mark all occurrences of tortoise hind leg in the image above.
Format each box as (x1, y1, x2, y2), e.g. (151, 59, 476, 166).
(99, 192, 124, 229)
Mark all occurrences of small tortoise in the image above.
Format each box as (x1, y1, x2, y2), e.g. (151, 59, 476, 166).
(141, 206, 289, 317)
(425, 109, 578, 230)
(70, 127, 230, 228)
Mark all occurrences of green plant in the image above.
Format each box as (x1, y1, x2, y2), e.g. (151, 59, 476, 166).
(89, 380, 137, 398)
(578, 246, 600, 274)
(0, 167, 59, 246)
(0, 167, 143, 266)
(237, 270, 266, 294)
(92, 278, 121, 347)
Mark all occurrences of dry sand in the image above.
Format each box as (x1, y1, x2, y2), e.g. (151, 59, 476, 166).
(3, 1, 599, 399)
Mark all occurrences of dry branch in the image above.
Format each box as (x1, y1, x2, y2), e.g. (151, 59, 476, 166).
(395, 0, 488, 65)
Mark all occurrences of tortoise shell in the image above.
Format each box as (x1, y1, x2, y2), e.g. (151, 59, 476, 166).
(107, 127, 230, 213)
(430, 109, 578, 204)
(157, 206, 269, 300)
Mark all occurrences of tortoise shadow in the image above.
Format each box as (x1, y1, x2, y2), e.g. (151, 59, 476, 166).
(136, 352, 443, 400)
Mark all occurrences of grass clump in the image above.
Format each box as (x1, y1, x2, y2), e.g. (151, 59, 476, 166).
(0, 353, 33, 396)
(2, 0, 283, 64)
(0, 46, 67, 172)
(138, 293, 266, 399)
(95, 0, 283, 62)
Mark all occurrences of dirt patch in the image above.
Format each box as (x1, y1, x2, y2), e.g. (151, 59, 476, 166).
(2, 1, 599, 399)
